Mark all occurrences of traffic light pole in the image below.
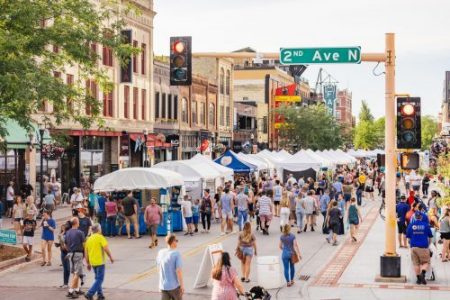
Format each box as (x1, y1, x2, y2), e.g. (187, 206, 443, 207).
(194, 33, 403, 280)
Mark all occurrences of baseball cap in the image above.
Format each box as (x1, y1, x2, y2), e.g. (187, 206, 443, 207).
(414, 211, 422, 219)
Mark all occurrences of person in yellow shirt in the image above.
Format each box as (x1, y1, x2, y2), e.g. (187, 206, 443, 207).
(84, 223, 114, 300)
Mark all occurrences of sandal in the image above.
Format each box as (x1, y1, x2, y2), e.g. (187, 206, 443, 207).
(46, 262, 51, 266)
(241, 277, 245, 282)
(287, 282, 293, 287)
(41, 262, 46, 267)
(245, 279, 251, 283)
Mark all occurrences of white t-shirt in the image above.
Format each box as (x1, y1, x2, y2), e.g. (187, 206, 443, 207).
(404, 174, 411, 184)
(273, 185, 283, 201)
(280, 207, 290, 226)
(6, 186, 14, 201)
(70, 193, 83, 205)
(181, 200, 193, 218)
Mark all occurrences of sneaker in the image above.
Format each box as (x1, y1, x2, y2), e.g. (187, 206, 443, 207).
(75, 290, 84, 295)
(59, 284, 68, 288)
(332, 241, 339, 246)
(66, 292, 79, 299)
(326, 237, 331, 244)
(220, 232, 226, 236)
(46, 262, 52, 266)
(83, 294, 94, 300)
(97, 295, 105, 300)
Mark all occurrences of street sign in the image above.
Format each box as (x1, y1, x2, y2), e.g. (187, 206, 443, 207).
(0, 229, 17, 245)
(280, 47, 361, 65)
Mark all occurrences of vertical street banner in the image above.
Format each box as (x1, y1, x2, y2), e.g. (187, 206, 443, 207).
(323, 84, 336, 115)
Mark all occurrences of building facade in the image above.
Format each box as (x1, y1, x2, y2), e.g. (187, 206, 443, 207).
(233, 101, 257, 153)
(335, 89, 353, 127)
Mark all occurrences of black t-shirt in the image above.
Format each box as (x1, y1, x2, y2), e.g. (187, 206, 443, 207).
(328, 208, 342, 225)
(65, 228, 85, 252)
(122, 197, 137, 216)
(23, 219, 37, 237)
(78, 216, 92, 237)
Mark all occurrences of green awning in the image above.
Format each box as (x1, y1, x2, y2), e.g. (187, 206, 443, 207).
(1, 119, 51, 149)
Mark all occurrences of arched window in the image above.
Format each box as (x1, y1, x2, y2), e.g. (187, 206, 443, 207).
(226, 70, 231, 95)
(209, 103, 215, 126)
(181, 97, 188, 123)
(220, 68, 225, 94)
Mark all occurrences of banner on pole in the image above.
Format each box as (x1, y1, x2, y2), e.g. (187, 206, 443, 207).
(323, 84, 337, 115)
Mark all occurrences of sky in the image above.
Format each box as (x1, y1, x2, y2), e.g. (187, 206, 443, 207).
(153, 0, 450, 119)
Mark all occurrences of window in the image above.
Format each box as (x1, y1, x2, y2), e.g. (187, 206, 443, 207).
(336, 110, 341, 120)
(191, 100, 197, 124)
(220, 105, 224, 126)
(133, 87, 138, 119)
(226, 70, 231, 95)
(66, 74, 74, 112)
(141, 89, 146, 120)
(155, 92, 160, 119)
(132, 40, 138, 73)
(141, 43, 146, 75)
(209, 103, 215, 126)
(181, 97, 188, 123)
(220, 68, 225, 94)
(124, 85, 129, 118)
(85, 80, 97, 115)
(174, 96, 178, 120)
(226, 106, 230, 126)
(200, 102, 206, 125)
(90, 43, 97, 62)
(102, 46, 113, 66)
(53, 71, 61, 79)
(168, 95, 172, 119)
(103, 90, 113, 117)
(161, 93, 166, 119)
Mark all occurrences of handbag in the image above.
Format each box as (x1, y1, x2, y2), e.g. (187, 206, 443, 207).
(235, 247, 244, 261)
(291, 251, 300, 264)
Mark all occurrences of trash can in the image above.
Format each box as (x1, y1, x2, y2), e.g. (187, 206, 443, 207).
(257, 256, 283, 289)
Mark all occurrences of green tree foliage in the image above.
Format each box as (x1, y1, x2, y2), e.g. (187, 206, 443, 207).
(421, 115, 438, 150)
(359, 100, 374, 122)
(0, 0, 139, 136)
(275, 104, 343, 151)
(353, 103, 384, 149)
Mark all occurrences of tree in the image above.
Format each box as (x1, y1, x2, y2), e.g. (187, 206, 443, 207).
(0, 0, 139, 137)
(353, 120, 379, 149)
(421, 115, 438, 150)
(359, 100, 374, 122)
(275, 104, 343, 151)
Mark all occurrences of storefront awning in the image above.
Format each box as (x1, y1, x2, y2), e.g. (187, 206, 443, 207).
(1, 119, 51, 149)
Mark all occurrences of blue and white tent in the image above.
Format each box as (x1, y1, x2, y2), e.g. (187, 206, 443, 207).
(215, 150, 256, 173)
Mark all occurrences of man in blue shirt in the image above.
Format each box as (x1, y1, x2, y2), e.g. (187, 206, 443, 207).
(332, 179, 343, 200)
(406, 211, 433, 285)
(157, 234, 183, 300)
(396, 195, 410, 248)
(320, 191, 331, 234)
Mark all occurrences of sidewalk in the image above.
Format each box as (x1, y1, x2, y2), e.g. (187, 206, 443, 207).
(2, 205, 73, 231)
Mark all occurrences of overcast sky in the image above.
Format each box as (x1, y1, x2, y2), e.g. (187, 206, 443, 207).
(153, 0, 450, 119)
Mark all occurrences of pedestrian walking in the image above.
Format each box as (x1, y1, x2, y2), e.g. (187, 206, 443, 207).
(200, 189, 213, 233)
(65, 217, 86, 298)
(257, 190, 273, 235)
(211, 252, 245, 300)
(326, 201, 341, 246)
(303, 191, 316, 232)
(55, 222, 70, 288)
(12, 196, 25, 238)
(25, 196, 38, 221)
(279, 196, 290, 231)
(422, 174, 431, 198)
(220, 188, 234, 235)
(320, 190, 331, 234)
(181, 195, 194, 236)
(6, 181, 15, 218)
(347, 198, 362, 242)
(122, 191, 141, 239)
(105, 196, 118, 237)
(439, 208, 450, 262)
(192, 199, 200, 233)
(156, 234, 184, 300)
(406, 211, 434, 285)
(236, 187, 249, 231)
(279, 224, 301, 287)
(396, 195, 410, 248)
(237, 222, 257, 282)
(337, 194, 346, 235)
(295, 192, 305, 234)
(40, 210, 56, 266)
(22, 211, 36, 262)
(144, 197, 162, 248)
(43, 192, 56, 214)
(84, 223, 114, 300)
(76, 205, 92, 238)
(273, 180, 283, 217)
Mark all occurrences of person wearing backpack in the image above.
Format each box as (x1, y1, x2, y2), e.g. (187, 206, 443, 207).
(347, 198, 362, 242)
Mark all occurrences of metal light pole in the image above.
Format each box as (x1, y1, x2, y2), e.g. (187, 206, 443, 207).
(38, 125, 45, 208)
(143, 129, 148, 167)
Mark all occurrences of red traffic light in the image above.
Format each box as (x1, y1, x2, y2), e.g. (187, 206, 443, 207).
(401, 103, 415, 116)
(173, 41, 185, 53)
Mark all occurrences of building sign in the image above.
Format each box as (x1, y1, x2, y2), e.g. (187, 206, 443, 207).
(274, 84, 299, 129)
(120, 30, 132, 83)
(0, 229, 16, 245)
(323, 84, 337, 115)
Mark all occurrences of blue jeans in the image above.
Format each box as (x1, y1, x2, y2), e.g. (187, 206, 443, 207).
(61, 251, 70, 285)
(296, 211, 304, 230)
(238, 210, 248, 231)
(356, 190, 362, 206)
(281, 252, 295, 283)
(106, 216, 116, 236)
(87, 264, 105, 297)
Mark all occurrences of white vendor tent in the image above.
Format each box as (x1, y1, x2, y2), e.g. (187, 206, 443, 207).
(153, 159, 223, 199)
(237, 152, 269, 172)
(334, 149, 357, 163)
(190, 154, 234, 183)
(276, 149, 294, 160)
(246, 154, 276, 177)
(93, 168, 184, 192)
(292, 151, 323, 169)
(315, 150, 340, 165)
(304, 149, 334, 168)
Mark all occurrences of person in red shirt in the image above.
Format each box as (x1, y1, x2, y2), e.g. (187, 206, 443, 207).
(407, 190, 415, 206)
(144, 197, 162, 249)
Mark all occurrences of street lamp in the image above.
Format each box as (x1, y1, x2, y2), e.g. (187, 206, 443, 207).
(38, 123, 45, 208)
(143, 129, 148, 167)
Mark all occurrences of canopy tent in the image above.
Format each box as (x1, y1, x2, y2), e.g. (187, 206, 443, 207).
(293, 151, 325, 169)
(275, 156, 321, 181)
(276, 149, 293, 160)
(323, 150, 352, 165)
(256, 149, 284, 164)
(334, 149, 357, 163)
(153, 159, 223, 199)
(190, 154, 234, 183)
(237, 152, 268, 171)
(246, 154, 276, 177)
(215, 150, 256, 173)
(93, 168, 184, 192)
(304, 149, 334, 168)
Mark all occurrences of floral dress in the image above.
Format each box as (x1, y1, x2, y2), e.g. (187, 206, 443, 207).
(211, 266, 238, 300)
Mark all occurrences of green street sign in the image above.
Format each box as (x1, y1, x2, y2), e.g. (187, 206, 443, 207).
(0, 229, 17, 245)
(280, 47, 361, 64)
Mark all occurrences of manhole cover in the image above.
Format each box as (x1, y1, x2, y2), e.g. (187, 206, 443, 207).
(299, 275, 310, 281)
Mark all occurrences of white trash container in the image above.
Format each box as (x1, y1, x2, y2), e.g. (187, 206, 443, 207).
(257, 256, 283, 289)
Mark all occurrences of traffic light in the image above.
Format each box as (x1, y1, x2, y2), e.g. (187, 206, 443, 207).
(396, 97, 421, 149)
(170, 36, 192, 86)
(400, 152, 420, 170)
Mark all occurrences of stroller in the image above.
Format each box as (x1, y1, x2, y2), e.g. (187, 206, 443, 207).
(239, 286, 271, 300)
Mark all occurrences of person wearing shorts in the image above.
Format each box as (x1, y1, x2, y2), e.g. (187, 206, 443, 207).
(65, 217, 86, 298)
(181, 196, 194, 236)
(406, 211, 433, 285)
(122, 191, 140, 239)
(257, 190, 273, 235)
(220, 188, 234, 235)
(237, 222, 257, 282)
(144, 197, 162, 249)
(396, 195, 410, 248)
(22, 212, 37, 261)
